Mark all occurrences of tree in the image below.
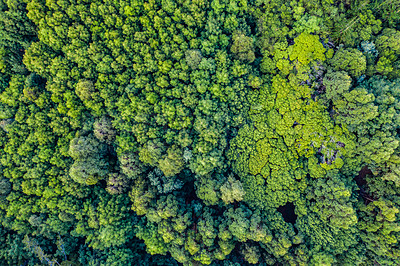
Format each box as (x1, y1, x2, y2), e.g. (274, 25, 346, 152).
(329, 48, 366, 77)
(69, 157, 109, 185)
(374, 28, 400, 78)
(0, 177, 11, 196)
(288, 32, 326, 67)
(231, 31, 255, 63)
(93, 116, 116, 144)
(305, 171, 358, 230)
(147, 168, 183, 194)
(69, 135, 106, 159)
(241, 244, 261, 264)
(158, 145, 184, 177)
(119, 152, 147, 179)
(69, 135, 109, 185)
(2, 0, 400, 264)
(185, 49, 203, 70)
(195, 174, 222, 206)
(106, 173, 130, 195)
(358, 199, 400, 265)
(327, 76, 400, 173)
(321, 71, 378, 128)
(220, 175, 245, 204)
(75, 80, 95, 102)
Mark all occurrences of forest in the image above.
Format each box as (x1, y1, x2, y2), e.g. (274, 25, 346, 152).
(0, 0, 400, 265)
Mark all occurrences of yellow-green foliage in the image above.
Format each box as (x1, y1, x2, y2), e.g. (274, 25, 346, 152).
(288, 33, 326, 66)
(273, 33, 326, 75)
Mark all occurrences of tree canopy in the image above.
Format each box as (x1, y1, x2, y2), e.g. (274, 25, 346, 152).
(1, 0, 400, 265)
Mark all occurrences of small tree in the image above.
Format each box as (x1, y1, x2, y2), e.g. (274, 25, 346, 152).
(329, 48, 366, 77)
(93, 116, 116, 144)
(185, 49, 203, 70)
(231, 31, 255, 63)
(220, 175, 245, 204)
(75, 79, 95, 102)
(106, 173, 130, 195)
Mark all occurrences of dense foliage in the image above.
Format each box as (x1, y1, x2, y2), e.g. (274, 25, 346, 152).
(0, 0, 400, 265)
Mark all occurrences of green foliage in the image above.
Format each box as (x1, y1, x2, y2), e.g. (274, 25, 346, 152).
(220, 175, 245, 204)
(119, 152, 147, 179)
(231, 31, 255, 63)
(327, 76, 400, 176)
(329, 48, 367, 77)
(375, 28, 400, 57)
(288, 33, 326, 66)
(332, 7, 382, 47)
(240, 243, 260, 264)
(23, 235, 60, 265)
(1, 0, 400, 265)
(0, 0, 35, 74)
(69, 135, 109, 185)
(321, 71, 378, 127)
(106, 173, 130, 195)
(195, 174, 222, 206)
(148, 168, 183, 194)
(185, 49, 203, 70)
(306, 172, 358, 230)
(93, 116, 116, 144)
(374, 28, 400, 78)
(229, 51, 351, 210)
(358, 199, 400, 264)
(0, 177, 11, 195)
